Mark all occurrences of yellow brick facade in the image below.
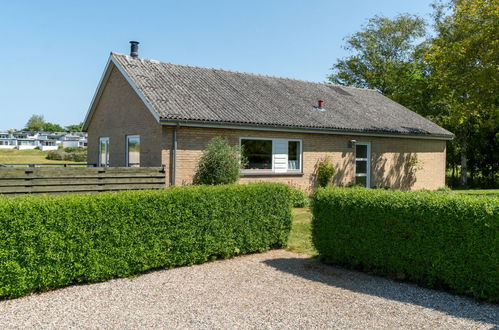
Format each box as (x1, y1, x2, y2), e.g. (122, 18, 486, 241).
(161, 127, 446, 191)
(86, 64, 163, 167)
(86, 66, 447, 191)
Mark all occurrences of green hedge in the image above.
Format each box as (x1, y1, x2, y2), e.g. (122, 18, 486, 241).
(290, 188, 309, 208)
(312, 188, 499, 302)
(0, 183, 292, 299)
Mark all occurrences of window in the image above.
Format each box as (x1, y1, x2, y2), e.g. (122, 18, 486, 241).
(288, 141, 301, 170)
(355, 142, 371, 187)
(241, 139, 273, 170)
(240, 138, 302, 173)
(99, 137, 109, 167)
(126, 135, 140, 167)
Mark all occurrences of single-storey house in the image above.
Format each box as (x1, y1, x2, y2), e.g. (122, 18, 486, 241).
(82, 42, 453, 191)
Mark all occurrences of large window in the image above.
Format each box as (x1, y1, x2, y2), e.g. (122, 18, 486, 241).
(241, 139, 273, 170)
(240, 138, 302, 173)
(99, 137, 109, 167)
(355, 142, 371, 187)
(126, 135, 140, 167)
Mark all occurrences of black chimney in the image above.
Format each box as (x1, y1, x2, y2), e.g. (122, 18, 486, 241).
(130, 41, 139, 58)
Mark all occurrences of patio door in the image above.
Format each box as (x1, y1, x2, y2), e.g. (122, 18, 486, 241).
(355, 142, 371, 188)
(99, 137, 109, 167)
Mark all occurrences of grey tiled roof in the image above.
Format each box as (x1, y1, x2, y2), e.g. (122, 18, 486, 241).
(112, 53, 453, 138)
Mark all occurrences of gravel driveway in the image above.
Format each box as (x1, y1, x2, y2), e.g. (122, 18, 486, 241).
(0, 250, 497, 329)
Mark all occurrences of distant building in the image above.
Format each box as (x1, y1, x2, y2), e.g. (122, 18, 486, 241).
(0, 132, 87, 151)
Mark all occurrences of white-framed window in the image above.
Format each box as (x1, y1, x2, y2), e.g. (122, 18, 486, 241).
(355, 142, 371, 188)
(240, 137, 302, 173)
(126, 135, 140, 167)
(99, 137, 109, 167)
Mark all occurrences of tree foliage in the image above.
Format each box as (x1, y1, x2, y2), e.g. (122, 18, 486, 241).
(328, 15, 436, 116)
(65, 123, 83, 132)
(425, 0, 499, 186)
(25, 115, 46, 131)
(24, 116, 82, 133)
(329, 3, 498, 187)
(24, 114, 65, 132)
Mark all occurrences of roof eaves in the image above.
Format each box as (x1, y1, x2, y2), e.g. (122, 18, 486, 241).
(159, 118, 454, 140)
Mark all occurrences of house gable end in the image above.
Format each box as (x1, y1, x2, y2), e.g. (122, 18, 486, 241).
(82, 55, 160, 132)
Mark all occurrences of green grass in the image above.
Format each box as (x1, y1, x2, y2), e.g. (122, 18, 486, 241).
(0, 149, 84, 164)
(287, 208, 316, 256)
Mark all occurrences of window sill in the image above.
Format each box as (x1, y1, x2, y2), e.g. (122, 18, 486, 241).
(241, 171, 304, 177)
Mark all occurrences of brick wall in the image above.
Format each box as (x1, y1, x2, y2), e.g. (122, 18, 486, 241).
(86, 64, 162, 167)
(163, 126, 446, 191)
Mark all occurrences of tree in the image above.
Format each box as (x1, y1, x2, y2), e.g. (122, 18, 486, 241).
(43, 122, 65, 132)
(425, 0, 499, 186)
(65, 123, 83, 132)
(24, 114, 67, 132)
(328, 14, 435, 116)
(25, 115, 46, 131)
(193, 137, 242, 185)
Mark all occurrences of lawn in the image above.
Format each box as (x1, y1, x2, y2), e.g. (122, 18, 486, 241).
(287, 208, 316, 256)
(0, 149, 83, 165)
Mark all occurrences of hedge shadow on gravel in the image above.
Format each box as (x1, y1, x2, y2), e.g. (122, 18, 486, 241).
(263, 257, 499, 326)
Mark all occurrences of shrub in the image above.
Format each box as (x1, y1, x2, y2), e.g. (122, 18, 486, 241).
(290, 188, 309, 208)
(193, 137, 242, 185)
(46, 150, 63, 160)
(437, 186, 452, 193)
(315, 157, 335, 188)
(0, 183, 292, 299)
(46, 147, 87, 162)
(312, 188, 499, 302)
(64, 147, 86, 153)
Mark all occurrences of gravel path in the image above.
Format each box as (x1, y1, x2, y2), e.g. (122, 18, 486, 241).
(0, 250, 497, 329)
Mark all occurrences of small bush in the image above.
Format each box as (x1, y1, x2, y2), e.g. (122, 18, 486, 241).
(315, 157, 335, 188)
(64, 147, 86, 153)
(312, 188, 499, 302)
(46, 150, 63, 160)
(46, 148, 87, 162)
(193, 137, 242, 185)
(290, 188, 309, 208)
(0, 183, 292, 299)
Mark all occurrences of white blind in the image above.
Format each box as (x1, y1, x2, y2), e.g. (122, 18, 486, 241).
(273, 139, 288, 173)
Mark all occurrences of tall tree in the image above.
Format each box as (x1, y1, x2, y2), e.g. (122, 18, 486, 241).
(425, 0, 499, 186)
(24, 114, 65, 132)
(328, 14, 435, 116)
(25, 114, 46, 131)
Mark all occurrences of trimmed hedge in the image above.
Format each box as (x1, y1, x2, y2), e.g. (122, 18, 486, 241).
(312, 188, 499, 302)
(0, 183, 292, 299)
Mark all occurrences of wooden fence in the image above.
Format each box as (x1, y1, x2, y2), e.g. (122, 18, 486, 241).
(0, 167, 166, 195)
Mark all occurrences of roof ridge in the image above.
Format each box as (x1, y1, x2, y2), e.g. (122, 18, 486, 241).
(110, 52, 377, 92)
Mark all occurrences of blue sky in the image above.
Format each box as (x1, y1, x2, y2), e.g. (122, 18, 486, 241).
(0, 0, 434, 131)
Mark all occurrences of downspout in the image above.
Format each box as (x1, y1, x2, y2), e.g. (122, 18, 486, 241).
(171, 123, 178, 186)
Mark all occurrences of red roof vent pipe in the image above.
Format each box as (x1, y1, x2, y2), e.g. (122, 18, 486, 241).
(318, 100, 324, 108)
